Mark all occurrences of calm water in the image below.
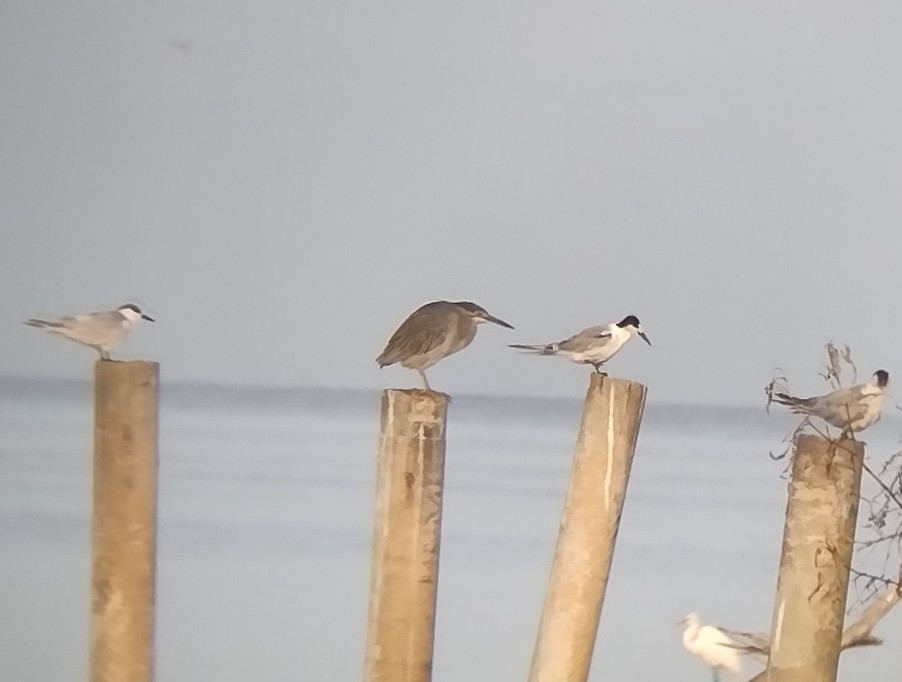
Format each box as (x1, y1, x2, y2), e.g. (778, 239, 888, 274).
(1, 377, 900, 681)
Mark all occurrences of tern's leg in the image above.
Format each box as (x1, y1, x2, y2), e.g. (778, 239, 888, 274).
(591, 363, 608, 376)
(418, 370, 432, 391)
(97, 347, 110, 361)
(711, 667, 720, 682)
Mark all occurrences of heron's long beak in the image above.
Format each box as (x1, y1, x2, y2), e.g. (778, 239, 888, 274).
(638, 330, 651, 346)
(142, 314, 155, 322)
(486, 314, 514, 330)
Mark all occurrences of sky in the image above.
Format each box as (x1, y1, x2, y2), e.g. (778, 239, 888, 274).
(2, 0, 901, 405)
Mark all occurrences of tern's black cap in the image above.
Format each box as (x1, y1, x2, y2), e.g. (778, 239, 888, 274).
(616, 315, 642, 328)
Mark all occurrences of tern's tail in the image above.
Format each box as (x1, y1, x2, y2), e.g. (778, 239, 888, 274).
(770, 392, 816, 412)
(23, 318, 61, 329)
(508, 343, 557, 355)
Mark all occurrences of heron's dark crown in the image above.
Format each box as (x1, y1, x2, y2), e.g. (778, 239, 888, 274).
(452, 301, 489, 317)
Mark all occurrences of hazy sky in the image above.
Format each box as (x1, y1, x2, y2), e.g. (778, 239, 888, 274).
(2, 1, 901, 404)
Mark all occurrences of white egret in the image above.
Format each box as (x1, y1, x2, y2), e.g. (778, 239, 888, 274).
(680, 612, 745, 681)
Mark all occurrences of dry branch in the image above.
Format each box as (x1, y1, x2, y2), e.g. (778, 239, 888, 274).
(742, 584, 901, 682)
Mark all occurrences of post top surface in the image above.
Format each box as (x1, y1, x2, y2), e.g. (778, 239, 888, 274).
(795, 433, 865, 453)
(587, 373, 647, 391)
(93, 360, 160, 385)
(94, 359, 160, 368)
(380, 388, 449, 423)
(382, 387, 450, 401)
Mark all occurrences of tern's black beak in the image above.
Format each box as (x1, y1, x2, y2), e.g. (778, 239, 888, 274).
(638, 331, 651, 346)
(142, 314, 155, 322)
(486, 314, 514, 330)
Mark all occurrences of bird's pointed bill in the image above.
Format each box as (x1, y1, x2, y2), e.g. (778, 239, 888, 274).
(486, 314, 514, 329)
(142, 314, 155, 322)
(639, 331, 651, 345)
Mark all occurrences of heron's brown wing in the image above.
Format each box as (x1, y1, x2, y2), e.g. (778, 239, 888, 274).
(376, 303, 450, 367)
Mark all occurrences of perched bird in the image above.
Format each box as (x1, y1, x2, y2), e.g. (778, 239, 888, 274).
(376, 300, 513, 390)
(680, 612, 745, 681)
(24, 303, 155, 360)
(769, 370, 889, 434)
(508, 314, 650, 374)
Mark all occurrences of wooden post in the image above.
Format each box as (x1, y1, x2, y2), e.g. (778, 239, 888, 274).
(91, 360, 159, 682)
(764, 434, 863, 682)
(364, 389, 448, 682)
(529, 374, 647, 682)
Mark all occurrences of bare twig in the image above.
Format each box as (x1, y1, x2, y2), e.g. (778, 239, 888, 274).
(862, 460, 902, 515)
(841, 583, 901, 648)
(764, 370, 789, 415)
(819, 340, 843, 387)
(840, 344, 857, 384)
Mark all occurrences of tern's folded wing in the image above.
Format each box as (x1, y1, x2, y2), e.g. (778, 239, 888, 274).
(557, 326, 611, 352)
(816, 388, 869, 423)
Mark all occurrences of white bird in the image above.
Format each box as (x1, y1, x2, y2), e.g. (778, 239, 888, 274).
(24, 303, 155, 360)
(680, 612, 745, 681)
(508, 314, 651, 374)
(768, 370, 889, 434)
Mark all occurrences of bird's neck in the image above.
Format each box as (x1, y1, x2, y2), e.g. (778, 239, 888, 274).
(682, 621, 700, 649)
(461, 317, 479, 345)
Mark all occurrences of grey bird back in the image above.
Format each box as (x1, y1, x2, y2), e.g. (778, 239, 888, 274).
(817, 385, 870, 417)
(557, 326, 612, 351)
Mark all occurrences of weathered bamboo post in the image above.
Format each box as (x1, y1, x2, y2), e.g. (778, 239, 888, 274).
(529, 374, 647, 682)
(364, 389, 448, 682)
(91, 360, 159, 682)
(764, 434, 863, 682)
